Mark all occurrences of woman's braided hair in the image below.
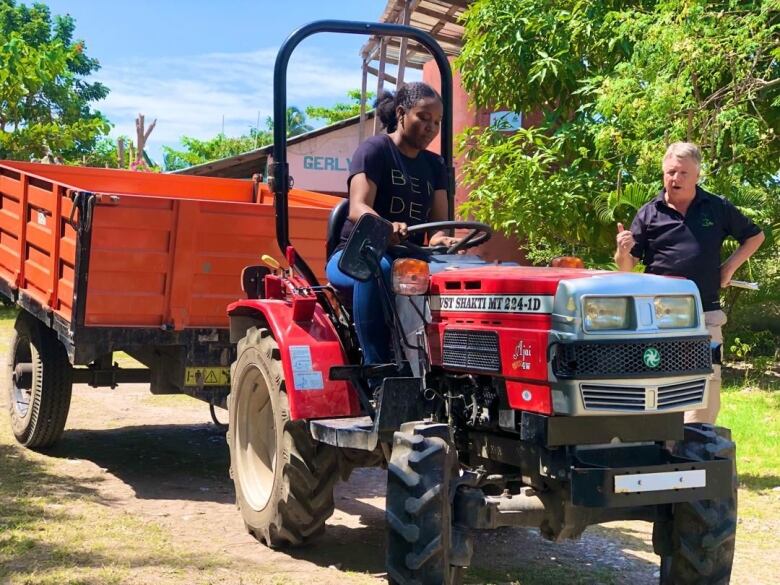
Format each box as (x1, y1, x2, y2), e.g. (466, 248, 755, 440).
(375, 82, 441, 133)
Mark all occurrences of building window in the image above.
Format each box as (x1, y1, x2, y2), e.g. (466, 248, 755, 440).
(489, 111, 523, 131)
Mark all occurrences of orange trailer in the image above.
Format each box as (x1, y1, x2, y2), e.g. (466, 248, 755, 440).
(0, 160, 340, 447)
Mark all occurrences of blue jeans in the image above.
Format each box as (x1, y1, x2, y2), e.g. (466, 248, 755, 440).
(326, 250, 393, 364)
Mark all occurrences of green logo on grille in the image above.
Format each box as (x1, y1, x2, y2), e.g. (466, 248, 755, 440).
(643, 347, 661, 368)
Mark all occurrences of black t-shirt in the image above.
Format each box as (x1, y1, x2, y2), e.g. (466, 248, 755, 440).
(630, 186, 761, 311)
(335, 134, 448, 254)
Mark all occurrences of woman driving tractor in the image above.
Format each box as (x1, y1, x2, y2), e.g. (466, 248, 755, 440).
(326, 82, 461, 365)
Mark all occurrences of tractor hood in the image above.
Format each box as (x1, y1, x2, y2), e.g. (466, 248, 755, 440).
(429, 265, 605, 297)
(428, 264, 707, 338)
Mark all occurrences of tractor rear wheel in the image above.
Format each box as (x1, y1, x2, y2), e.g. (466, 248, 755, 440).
(227, 326, 340, 546)
(656, 424, 737, 585)
(386, 422, 464, 585)
(6, 312, 72, 449)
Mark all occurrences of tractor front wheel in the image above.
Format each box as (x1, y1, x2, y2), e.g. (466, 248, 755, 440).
(227, 326, 340, 546)
(386, 422, 464, 585)
(656, 424, 738, 585)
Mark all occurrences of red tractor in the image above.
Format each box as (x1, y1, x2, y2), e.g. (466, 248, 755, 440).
(226, 21, 737, 585)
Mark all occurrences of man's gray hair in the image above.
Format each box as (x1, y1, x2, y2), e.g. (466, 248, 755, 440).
(663, 142, 702, 168)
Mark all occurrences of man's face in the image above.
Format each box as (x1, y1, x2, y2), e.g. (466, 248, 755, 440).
(662, 155, 699, 198)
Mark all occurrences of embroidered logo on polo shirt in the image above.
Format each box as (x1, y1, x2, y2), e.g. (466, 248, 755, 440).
(701, 215, 714, 228)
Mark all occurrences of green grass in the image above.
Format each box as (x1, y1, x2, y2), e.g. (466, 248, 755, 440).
(0, 304, 17, 356)
(720, 382, 780, 491)
(718, 380, 780, 527)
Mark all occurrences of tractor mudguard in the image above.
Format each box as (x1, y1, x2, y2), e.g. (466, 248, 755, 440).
(228, 298, 361, 420)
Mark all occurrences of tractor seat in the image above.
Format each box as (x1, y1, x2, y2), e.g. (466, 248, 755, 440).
(326, 198, 350, 259)
(326, 198, 353, 310)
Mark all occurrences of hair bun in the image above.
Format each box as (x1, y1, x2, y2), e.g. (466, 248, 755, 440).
(375, 91, 398, 132)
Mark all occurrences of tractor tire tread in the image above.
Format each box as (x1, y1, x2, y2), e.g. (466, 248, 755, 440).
(386, 422, 463, 585)
(659, 424, 737, 585)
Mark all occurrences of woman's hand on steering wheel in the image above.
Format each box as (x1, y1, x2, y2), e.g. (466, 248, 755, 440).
(391, 220, 493, 256)
(390, 221, 409, 245)
(429, 233, 463, 251)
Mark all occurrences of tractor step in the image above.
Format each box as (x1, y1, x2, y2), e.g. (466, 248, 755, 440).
(309, 377, 428, 451)
(310, 416, 378, 450)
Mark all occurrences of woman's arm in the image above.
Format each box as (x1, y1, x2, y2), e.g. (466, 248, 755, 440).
(347, 172, 378, 222)
(348, 172, 408, 242)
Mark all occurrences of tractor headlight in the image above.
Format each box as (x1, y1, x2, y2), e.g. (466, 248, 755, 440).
(654, 296, 696, 328)
(583, 297, 631, 331)
(392, 258, 430, 296)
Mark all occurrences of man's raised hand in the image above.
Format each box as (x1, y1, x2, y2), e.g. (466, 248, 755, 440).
(616, 222, 636, 254)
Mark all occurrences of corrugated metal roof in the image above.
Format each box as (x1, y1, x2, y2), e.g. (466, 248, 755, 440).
(361, 0, 469, 69)
(175, 111, 374, 178)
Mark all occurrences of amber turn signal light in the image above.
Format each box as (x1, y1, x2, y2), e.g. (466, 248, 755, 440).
(392, 258, 430, 296)
(551, 256, 584, 268)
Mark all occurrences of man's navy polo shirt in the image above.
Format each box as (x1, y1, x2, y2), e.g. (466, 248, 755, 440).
(630, 186, 761, 312)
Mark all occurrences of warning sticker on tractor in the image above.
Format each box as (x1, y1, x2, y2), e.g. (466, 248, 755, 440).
(429, 294, 554, 314)
(184, 367, 230, 386)
(289, 345, 325, 391)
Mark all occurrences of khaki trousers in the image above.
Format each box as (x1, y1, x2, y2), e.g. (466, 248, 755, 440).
(685, 310, 727, 424)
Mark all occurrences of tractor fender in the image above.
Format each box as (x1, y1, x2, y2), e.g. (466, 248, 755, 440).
(227, 299, 361, 420)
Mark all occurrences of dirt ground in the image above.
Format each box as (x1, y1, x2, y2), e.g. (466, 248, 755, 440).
(1, 379, 775, 584)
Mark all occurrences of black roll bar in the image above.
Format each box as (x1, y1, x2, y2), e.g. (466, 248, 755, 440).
(271, 20, 454, 286)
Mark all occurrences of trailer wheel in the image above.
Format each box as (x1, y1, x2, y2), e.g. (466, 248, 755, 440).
(227, 326, 340, 547)
(6, 312, 73, 449)
(656, 424, 737, 585)
(386, 422, 463, 585)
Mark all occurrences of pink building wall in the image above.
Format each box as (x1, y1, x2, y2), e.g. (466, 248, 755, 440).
(423, 58, 528, 264)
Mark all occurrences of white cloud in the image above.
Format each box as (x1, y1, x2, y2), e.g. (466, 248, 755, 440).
(94, 47, 365, 159)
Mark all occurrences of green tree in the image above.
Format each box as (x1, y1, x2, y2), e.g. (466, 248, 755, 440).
(0, 1, 110, 161)
(456, 0, 779, 266)
(80, 134, 162, 170)
(265, 106, 313, 137)
(162, 128, 271, 171)
(164, 106, 312, 171)
(80, 135, 125, 168)
(306, 89, 375, 125)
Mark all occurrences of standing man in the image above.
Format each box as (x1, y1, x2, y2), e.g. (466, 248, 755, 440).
(615, 142, 764, 424)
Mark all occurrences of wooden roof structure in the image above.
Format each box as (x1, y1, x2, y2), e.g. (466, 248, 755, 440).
(361, 0, 468, 72)
(357, 0, 471, 137)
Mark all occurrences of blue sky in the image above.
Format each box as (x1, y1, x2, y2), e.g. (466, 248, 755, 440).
(41, 0, 398, 163)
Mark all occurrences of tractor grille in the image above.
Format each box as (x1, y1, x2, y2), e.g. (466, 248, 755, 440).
(554, 337, 711, 379)
(442, 329, 500, 372)
(580, 379, 706, 412)
(657, 379, 707, 409)
(581, 384, 646, 411)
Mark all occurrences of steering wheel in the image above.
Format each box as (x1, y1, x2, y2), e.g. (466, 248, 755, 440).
(393, 220, 493, 255)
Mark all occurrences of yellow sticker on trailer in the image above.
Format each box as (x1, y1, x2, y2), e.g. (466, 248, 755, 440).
(185, 367, 230, 386)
